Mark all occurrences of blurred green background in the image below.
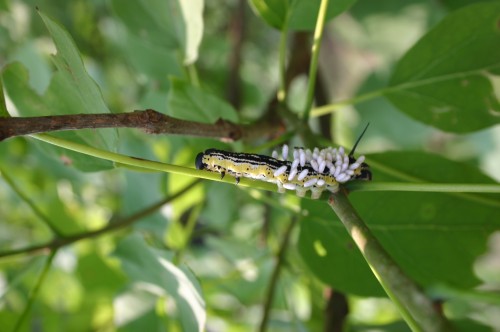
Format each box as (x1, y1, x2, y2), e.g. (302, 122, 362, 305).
(0, 0, 499, 331)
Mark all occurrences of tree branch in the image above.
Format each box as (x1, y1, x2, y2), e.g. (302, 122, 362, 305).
(0, 180, 201, 259)
(0, 109, 273, 142)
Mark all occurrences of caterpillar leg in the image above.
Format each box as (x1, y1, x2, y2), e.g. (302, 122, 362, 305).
(310, 187, 323, 199)
(276, 182, 286, 193)
(235, 177, 240, 184)
(220, 172, 225, 180)
(327, 184, 340, 193)
(295, 187, 306, 197)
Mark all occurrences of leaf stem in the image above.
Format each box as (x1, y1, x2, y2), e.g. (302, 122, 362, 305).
(186, 63, 200, 87)
(277, 11, 291, 103)
(302, 0, 330, 120)
(12, 249, 57, 332)
(311, 88, 389, 117)
(328, 191, 453, 332)
(259, 217, 298, 332)
(173, 203, 203, 265)
(310, 63, 500, 117)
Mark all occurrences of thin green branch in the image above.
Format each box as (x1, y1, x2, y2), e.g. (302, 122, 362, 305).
(173, 203, 203, 265)
(0, 180, 201, 259)
(31, 133, 500, 206)
(328, 191, 453, 332)
(31, 133, 277, 190)
(311, 88, 388, 117)
(310, 63, 500, 117)
(302, 0, 330, 120)
(347, 182, 500, 193)
(259, 217, 299, 332)
(277, 12, 290, 103)
(0, 167, 65, 238)
(186, 63, 200, 87)
(12, 249, 57, 332)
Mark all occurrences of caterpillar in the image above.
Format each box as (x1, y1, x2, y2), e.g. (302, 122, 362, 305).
(195, 127, 371, 199)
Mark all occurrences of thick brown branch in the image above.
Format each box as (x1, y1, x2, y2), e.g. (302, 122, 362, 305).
(0, 109, 249, 142)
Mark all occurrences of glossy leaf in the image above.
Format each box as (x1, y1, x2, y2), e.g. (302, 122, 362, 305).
(249, 0, 356, 31)
(113, 235, 206, 332)
(298, 151, 500, 296)
(386, 2, 500, 133)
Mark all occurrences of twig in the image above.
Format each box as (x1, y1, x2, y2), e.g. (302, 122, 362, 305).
(0, 109, 239, 141)
(0, 167, 64, 238)
(0, 180, 201, 259)
(323, 289, 348, 332)
(12, 249, 57, 332)
(0, 109, 268, 142)
(258, 217, 298, 332)
(328, 190, 453, 332)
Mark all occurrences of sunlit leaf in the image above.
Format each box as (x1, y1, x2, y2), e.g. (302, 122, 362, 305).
(177, 0, 204, 64)
(113, 235, 206, 332)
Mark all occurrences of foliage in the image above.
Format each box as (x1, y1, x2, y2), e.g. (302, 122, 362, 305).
(1, 0, 499, 331)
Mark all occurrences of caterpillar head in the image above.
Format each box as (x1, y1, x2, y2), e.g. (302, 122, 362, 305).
(195, 152, 206, 170)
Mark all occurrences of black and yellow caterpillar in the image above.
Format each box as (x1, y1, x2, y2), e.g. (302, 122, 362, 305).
(195, 127, 371, 199)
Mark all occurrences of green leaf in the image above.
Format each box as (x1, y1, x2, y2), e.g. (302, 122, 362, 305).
(167, 78, 239, 123)
(111, 0, 203, 65)
(248, 0, 288, 29)
(2, 10, 118, 171)
(114, 28, 182, 83)
(110, 0, 181, 49)
(298, 151, 500, 296)
(249, 0, 356, 31)
(114, 289, 165, 331)
(113, 235, 206, 332)
(386, 2, 500, 133)
(38, 11, 114, 119)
